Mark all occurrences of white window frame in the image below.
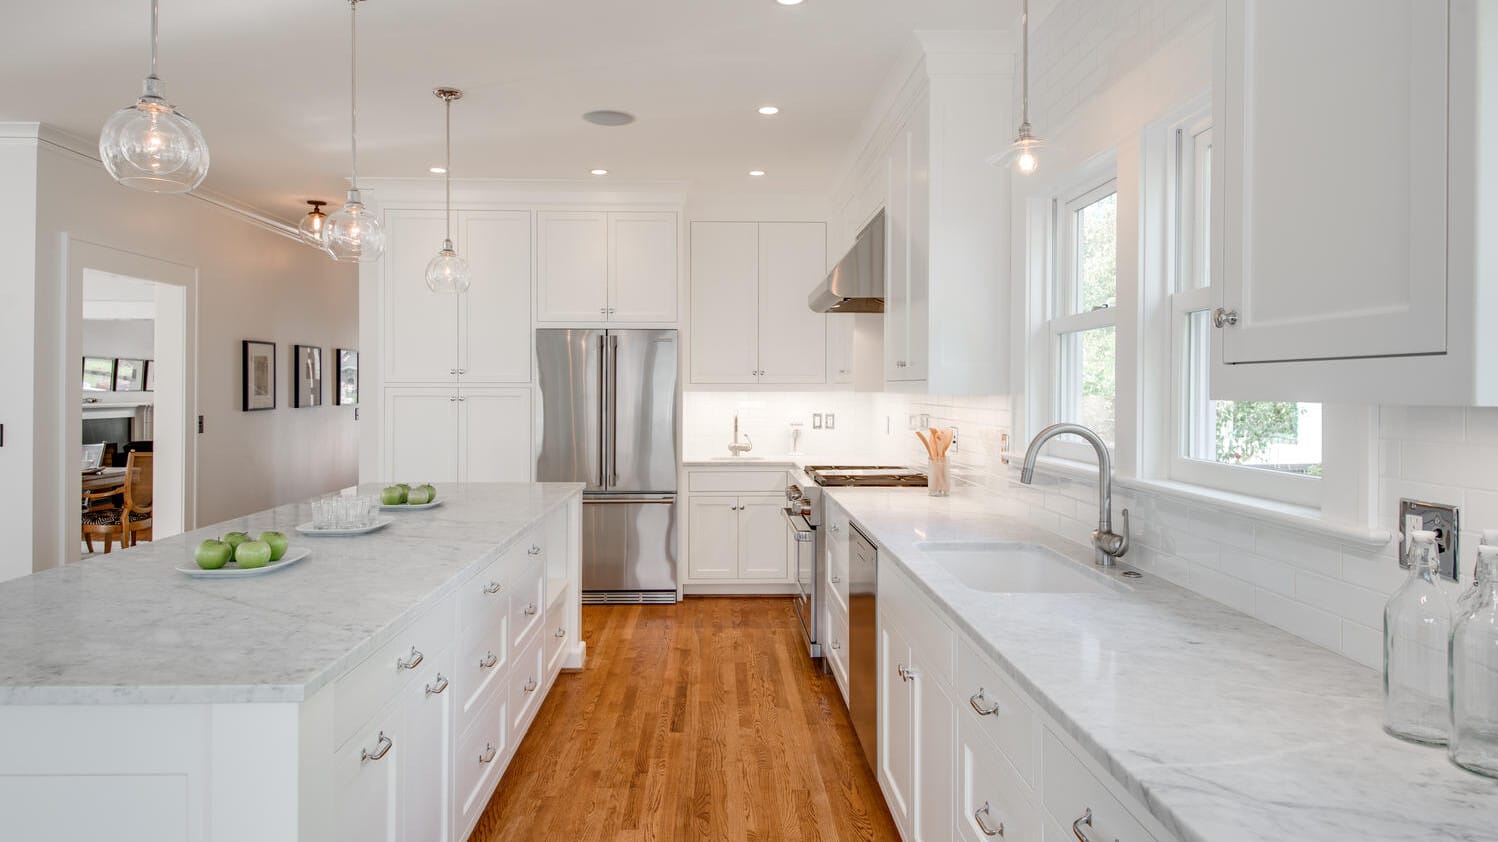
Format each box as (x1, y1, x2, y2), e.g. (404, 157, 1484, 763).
(1161, 110, 1322, 508)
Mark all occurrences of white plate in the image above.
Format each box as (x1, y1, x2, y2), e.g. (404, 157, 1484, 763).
(380, 499, 443, 511)
(176, 547, 311, 578)
(294, 517, 394, 537)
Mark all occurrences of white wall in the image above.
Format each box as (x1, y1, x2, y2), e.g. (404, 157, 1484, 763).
(1, 127, 358, 578)
(683, 391, 876, 462)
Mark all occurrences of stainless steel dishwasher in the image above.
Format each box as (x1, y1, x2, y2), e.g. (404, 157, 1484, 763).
(848, 524, 878, 770)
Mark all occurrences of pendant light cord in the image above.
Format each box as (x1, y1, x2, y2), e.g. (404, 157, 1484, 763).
(349, 0, 359, 190)
(1020, 0, 1030, 126)
(444, 95, 453, 243)
(148, 0, 159, 79)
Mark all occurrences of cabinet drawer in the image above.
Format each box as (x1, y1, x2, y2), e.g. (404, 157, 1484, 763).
(334, 700, 403, 842)
(334, 594, 455, 749)
(509, 632, 547, 747)
(509, 558, 546, 651)
(457, 553, 509, 638)
(957, 639, 1036, 784)
(825, 531, 848, 613)
(454, 678, 508, 840)
(687, 470, 788, 493)
(957, 716, 1039, 842)
(499, 529, 543, 581)
(880, 563, 954, 688)
(1041, 729, 1156, 842)
(456, 614, 508, 729)
(826, 597, 850, 708)
(545, 585, 570, 677)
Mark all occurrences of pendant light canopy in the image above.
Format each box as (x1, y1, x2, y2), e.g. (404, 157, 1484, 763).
(323, 0, 385, 263)
(425, 88, 471, 294)
(990, 0, 1045, 175)
(298, 200, 329, 244)
(99, 0, 210, 193)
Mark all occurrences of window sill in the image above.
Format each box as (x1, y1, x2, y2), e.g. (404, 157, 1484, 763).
(1017, 456, 1392, 549)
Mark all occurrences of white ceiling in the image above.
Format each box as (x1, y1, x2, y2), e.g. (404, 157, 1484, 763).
(1, 0, 1013, 223)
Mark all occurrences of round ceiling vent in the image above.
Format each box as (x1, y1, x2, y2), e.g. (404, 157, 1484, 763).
(582, 110, 636, 127)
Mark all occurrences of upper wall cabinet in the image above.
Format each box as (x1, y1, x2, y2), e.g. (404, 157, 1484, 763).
(537, 211, 678, 324)
(1212, 0, 1498, 404)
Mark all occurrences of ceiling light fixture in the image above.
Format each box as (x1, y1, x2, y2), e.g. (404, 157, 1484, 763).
(776, 0, 804, 5)
(590, 169, 609, 176)
(582, 110, 636, 127)
(99, 0, 210, 193)
(425, 88, 470, 294)
(749, 170, 766, 177)
(322, 0, 386, 263)
(429, 166, 447, 174)
(758, 106, 780, 116)
(298, 200, 329, 244)
(990, 0, 1044, 175)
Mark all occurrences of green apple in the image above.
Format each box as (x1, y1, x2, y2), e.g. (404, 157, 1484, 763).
(406, 486, 433, 506)
(417, 483, 436, 502)
(381, 486, 406, 506)
(259, 531, 289, 561)
(397, 483, 411, 495)
(195, 539, 232, 570)
(222, 531, 251, 550)
(235, 540, 273, 569)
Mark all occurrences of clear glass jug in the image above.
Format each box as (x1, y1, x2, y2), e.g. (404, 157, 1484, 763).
(1384, 530, 1452, 744)
(1450, 545, 1498, 776)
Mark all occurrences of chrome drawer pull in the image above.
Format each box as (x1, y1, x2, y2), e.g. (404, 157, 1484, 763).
(830, 639, 841, 650)
(970, 689, 999, 716)
(479, 652, 498, 669)
(974, 801, 1003, 837)
(830, 524, 840, 533)
(396, 647, 424, 671)
(1072, 807, 1096, 842)
(528, 545, 542, 556)
(555, 627, 566, 638)
(483, 580, 503, 594)
(361, 732, 393, 763)
(525, 603, 538, 616)
(524, 677, 537, 692)
(425, 674, 449, 696)
(479, 742, 497, 764)
(897, 664, 916, 682)
(831, 574, 841, 584)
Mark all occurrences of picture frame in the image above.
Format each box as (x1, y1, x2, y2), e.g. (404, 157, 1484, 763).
(82, 357, 115, 392)
(144, 360, 155, 392)
(336, 348, 359, 407)
(293, 344, 323, 408)
(113, 358, 146, 392)
(242, 340, 277, 411)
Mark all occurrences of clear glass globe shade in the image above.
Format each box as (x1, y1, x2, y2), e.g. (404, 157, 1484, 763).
(99, 84, 209, 193)
(322, 196, 386, 264)
(425, 246, 471, 293)
(297, 210, 327, 244)
(1016, 148, 1040, 175)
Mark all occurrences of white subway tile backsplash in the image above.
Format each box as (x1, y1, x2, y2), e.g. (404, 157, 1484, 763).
(1379, 405, 1466, 444)
(1219, 547, 1297, 598)
(1254, 528, 1343, 580)
(1189, 566, 1255, 615)
(1340, 621, 1383, 670)
(1254, 590, 1342, 653)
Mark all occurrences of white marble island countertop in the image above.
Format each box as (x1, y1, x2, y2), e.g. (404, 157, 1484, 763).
(0, 483, 582, 707)
(827, 487, 1498, 842)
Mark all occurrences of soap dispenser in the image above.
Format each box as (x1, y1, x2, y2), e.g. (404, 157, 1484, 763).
(1383, 530, 1452, 745)
(1451, 545, 1498, 777)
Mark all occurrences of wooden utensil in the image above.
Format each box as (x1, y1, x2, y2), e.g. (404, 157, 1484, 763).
(916, 430, 936, 459)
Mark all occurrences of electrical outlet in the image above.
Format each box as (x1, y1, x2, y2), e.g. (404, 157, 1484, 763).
(197, 415, 204, 434)
(812, 413, 823, 430)
(950, 426, 959, 453)
(354, 407, 360, 421)
(825, 413, 836, 430)
(886, 416, 892, 435)
(999, 432, 1010, 464)
(1399, 498, 1460, 582)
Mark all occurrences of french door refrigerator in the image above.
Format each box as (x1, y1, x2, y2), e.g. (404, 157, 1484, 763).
(536, 329, 679, 603)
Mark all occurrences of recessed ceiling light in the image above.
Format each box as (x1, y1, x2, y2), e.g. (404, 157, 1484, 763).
(776, 0, 804, 5)
(758, 105, 780, 116)
(590, 169, 609, 176)
(429, 166, 447, 174)
(749, 170, 766, 177)
(583, 110, 636, 127)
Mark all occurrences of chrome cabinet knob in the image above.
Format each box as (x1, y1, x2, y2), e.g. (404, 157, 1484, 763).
(1212, 307, 1239, 328)
(361, 732, 393, 764)
(396, 647, 424, 671)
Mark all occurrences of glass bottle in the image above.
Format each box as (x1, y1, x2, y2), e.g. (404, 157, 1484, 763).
(1457, 530, 1498, 614)
(1450, 545, 1498, 777)
(1384, 530, 1452, 744)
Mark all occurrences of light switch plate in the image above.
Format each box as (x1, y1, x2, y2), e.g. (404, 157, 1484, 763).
(1398, 498, 1460, 582)
(812, 413, 823, 430)
(825, 413, 836, 430)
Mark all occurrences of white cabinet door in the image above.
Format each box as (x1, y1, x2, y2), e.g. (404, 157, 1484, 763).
(878, 615, 914, 833)
(335, 711, 401, 842)
(383, 211, 459, 384)
(904, 95, 931, 382)
(913, 652, 955, 842)
(757, 222, 827, 384)
(827, 313, 854, 385)
(609, 212, 678, 322)
(1216, 0, 1449, 364)
(687, 496, 739, 579)
(537, 212, 608, 322)
(384, 387, 459, 483)
(401, 649, 453, 842)
(690, 222, 761, 384)
(737, 497, 789, 579)
(458, 388, 532, 482)
(458, 211, 532, 384)
(885, 126, 912, 381)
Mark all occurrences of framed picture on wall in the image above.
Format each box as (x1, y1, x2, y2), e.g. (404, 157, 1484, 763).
(293, 344, 323, 408)
(82, 357, 115, 392)
(242, 340, 276, 411)
(144, 360, 155, 392)
(336, 348, 359, 406)
(113, 358, 146, 391)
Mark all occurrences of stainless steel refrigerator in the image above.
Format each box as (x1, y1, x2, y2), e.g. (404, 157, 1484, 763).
(535, 329, 679, 602)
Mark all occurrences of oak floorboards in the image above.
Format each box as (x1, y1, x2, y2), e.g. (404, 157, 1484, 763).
(470, 598, 899, 842)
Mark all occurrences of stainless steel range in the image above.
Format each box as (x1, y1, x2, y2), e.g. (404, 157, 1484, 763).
(783, 465, 927, 657)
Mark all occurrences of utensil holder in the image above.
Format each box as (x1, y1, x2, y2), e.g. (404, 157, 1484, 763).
(929, 455, 950, 497)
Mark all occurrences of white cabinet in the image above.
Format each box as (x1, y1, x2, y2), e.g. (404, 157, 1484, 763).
(827, 313, 854, 385)
(382, 211, 459, 385)
(738, 497, 790, 579)
(457, 388, 533, 482)
(689, 221, 827, 385)
(1212, 0, 1498, 404)
(335, 707, 402, 842)
(382, 386, 531, 483)
(685, 494, 790, 581)
(883, 94, 930, 384)
(538, 211, 678, 323)
(400, 648, 454, 842)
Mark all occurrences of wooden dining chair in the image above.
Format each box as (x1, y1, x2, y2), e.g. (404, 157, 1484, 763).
(81, 451, 153, 554)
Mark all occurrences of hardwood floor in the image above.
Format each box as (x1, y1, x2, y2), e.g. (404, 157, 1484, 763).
(471, 598, 900, 842)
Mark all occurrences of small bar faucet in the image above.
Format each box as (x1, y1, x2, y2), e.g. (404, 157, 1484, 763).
(1019, 423, 1130, 567)
(728, 413, 754, 456)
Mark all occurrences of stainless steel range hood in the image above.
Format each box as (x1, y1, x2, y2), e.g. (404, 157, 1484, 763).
(809, 210, 884, 313)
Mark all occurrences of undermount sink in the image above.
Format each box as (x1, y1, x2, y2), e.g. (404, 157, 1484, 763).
(913, 541, 1114, 594)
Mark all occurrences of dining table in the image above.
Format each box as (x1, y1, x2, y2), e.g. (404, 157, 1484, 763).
(81, 467, 127, 493)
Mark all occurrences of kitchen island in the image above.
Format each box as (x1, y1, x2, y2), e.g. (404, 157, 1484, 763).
(0, 482, 584, 842)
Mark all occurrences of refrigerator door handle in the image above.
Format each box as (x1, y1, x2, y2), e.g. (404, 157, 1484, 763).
(597, 334, 607, 489)
(585, 494, 676, 505)
(608, 334, 620, 487)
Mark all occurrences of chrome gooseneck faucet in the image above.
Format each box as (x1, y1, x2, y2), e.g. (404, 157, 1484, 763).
(728, 413, 754, 457)
(1019, 423, 1129, 567)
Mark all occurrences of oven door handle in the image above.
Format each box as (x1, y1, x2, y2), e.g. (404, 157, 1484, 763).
(782, 508, 816, 542)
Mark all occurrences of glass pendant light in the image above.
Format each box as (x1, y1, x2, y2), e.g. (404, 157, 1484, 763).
(989, 0, 1046, 175)
(425, 88, 471, 293)
(298, 200, 329, 244)
(99, 0, 210, 193)
(322, 0, 386, 263)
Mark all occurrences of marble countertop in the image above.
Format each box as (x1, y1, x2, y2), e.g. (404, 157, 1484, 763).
(0, 483, 582, 706)
(681, 453, 804, 467)
(826, 487, 1498, 842)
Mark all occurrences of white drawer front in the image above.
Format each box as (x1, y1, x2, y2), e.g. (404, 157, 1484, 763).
(457, 553, 509, 639)
(545, 585, 570, 678)
(509, 558, 546, 652)
(457, 614, 508, 729)
(334, 700, 402, 842)
(825, 531, 849, 613)
(454, 679, 508, 839)
(687, 470, 788, 493)
(509, 633, 546, 747)
(957, 639, 1036, 784)
(958, 716, 1039, 842)
(826, 597, 850, 707)
(1041, 729, 1156, 842)
(335, 594, 455, 749)
(881, 564, 954, 688)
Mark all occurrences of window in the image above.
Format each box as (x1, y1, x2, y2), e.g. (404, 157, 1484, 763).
(1167, 117, 1322, 504)
(1050, 180, 1119, 457)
